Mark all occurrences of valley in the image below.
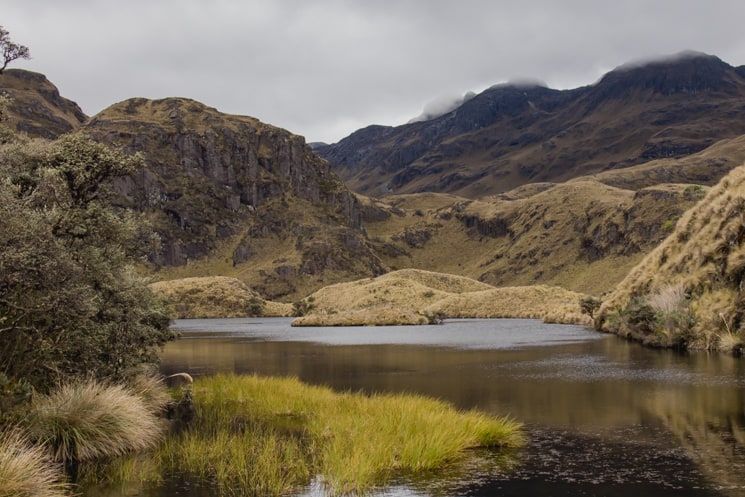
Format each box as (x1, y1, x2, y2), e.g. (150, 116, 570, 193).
(3, 51, 745, 351)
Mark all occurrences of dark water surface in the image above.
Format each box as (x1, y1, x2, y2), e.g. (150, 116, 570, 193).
(154, 318, 745, 497)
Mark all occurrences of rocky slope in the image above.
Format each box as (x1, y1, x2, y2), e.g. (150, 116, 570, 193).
(319, 52, 745, 198)
(83, 97, 384, 300)
(0, 69, 87, 138)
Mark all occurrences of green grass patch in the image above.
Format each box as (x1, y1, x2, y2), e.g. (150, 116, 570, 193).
(160, 374, 523, 496)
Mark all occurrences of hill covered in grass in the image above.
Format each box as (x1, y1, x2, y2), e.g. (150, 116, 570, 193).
(292, 269, 590, 326)
(597, 163, 745, 351)
(149, 276, 292, 318)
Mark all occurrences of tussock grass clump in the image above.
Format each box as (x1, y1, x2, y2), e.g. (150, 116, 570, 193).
(0, 430, 70, 497)
(161, 374, 522, 496)
(25, 380, 165, 467)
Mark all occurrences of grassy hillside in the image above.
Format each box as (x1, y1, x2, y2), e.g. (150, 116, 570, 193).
(292, 269, 590, 326)
(597, 163, 745, 351)
(150, 276, 293, 318)
(359, 178, 704, 296)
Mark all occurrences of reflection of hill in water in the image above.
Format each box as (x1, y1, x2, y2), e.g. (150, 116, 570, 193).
(647, 390, 745, 495)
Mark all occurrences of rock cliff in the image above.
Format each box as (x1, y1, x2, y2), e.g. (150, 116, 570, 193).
(84, 98, 383, 299)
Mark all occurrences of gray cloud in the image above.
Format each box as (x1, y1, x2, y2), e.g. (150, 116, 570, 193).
(4, 0, 745, 143)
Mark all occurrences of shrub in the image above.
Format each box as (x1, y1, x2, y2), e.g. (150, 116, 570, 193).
(0, 373, 31, 427)
(623, 297, 659, 336)
(579, 296, 602, 319)
(292, 296, 316, 317)
(247, 296, 265, 316)
(0, 430, 70, 497)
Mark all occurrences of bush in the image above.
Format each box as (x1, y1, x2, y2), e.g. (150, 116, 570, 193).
(579, 296, 602, 319)
(0, 133, 175, 390)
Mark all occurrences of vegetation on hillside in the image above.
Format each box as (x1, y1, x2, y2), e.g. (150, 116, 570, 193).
(292, 269, 591, 326)
(597, 163, 745, 352)
(150, 276, 293, 318)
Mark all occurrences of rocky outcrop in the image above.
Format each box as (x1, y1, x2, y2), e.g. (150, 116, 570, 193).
(0, 69, 87, 138)
(84, 98, 383, 299)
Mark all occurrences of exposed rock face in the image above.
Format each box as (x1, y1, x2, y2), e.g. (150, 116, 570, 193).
(0, 69, 88, 138)
(319, 52, 745, 198)
(84, 98, 383, 298)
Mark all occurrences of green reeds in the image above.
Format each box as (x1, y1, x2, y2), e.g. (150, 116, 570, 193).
(0, 430, 70, 497)
(162, 374, 523, 496)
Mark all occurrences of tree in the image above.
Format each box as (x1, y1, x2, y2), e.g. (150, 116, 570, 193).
(0, 131, 175, 391)
(0, 26, 30, 73)
(579, 296, 602, 320)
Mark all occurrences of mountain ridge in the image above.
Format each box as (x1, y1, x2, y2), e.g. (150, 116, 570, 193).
(318, 52, 745, 198)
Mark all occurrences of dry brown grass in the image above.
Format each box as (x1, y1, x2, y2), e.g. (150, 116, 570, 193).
(0, 430, 70, 497)
(599, 163, 745, 350)
(150, 276, 293, 318)
(292, 269, 591, 326)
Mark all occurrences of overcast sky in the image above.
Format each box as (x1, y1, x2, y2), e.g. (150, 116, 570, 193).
(4, 1, 745, 143)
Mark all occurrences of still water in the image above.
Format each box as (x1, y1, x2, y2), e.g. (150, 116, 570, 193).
(157, 318, 745, 497)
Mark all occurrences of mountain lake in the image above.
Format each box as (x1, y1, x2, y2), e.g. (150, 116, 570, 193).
(111, 318, 745, 497)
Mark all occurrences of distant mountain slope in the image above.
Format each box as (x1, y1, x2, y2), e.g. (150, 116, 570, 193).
(318, 52, 745, 198)
(83, 97, 384, 300)
(597, 162, 745, 351)
(355, 175, 705, 296)
(0, 69, 87, 138)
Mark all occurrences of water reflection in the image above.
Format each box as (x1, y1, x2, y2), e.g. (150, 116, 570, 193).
(157, 318, 745, 497)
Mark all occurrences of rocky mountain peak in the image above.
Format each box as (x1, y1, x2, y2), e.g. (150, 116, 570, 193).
(594, 51, 740, 97)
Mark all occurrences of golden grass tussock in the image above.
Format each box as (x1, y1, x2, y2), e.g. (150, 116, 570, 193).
(150, 276, 293, 319)
(160, 374, 522, 496)
(599, 163, 745, 350)
(25, 380, 166, 466)
(0, 430, 70, 497)
(293, 269, 591, 326)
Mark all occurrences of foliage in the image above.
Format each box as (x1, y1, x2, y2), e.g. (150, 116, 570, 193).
(579, 296, 602, 319)
(292, 296, 316, 317)
(0, 26, 30, 73)
(0, 131, 175, 391)
(0, 430, 70, 497)
(247, 296, 265, 316)
(0, 373, 31, 427)
(423, 310, 446, 324)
